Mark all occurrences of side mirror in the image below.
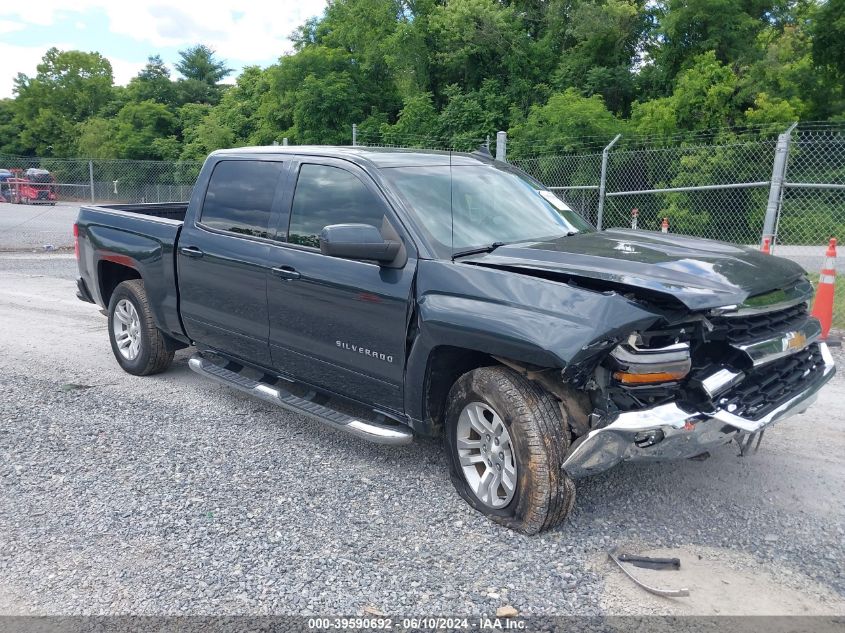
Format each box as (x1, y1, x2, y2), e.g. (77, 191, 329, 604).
(319, 223, 401, 264)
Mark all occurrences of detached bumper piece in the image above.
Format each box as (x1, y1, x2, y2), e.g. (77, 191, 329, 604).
(563, 342, 835, 479)
(188, 355, 413, 445)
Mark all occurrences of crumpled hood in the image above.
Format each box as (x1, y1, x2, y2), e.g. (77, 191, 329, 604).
(461, 229, 807, 310)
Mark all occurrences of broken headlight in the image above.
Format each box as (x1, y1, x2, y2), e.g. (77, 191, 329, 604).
(609, 336, 691, 385)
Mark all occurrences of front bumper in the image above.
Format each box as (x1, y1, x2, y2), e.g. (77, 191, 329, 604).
(562, 343, 836, 479)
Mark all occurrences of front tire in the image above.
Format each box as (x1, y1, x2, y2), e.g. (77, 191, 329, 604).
(445, 366, 576, 534)
(107, 279, 174, 375)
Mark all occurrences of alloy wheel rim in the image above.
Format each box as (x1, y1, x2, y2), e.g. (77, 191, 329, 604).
(112, 299, 141, 360)
(455, 402, 517, 509)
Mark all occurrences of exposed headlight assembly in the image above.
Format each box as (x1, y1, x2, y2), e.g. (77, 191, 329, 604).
(610, 338, 691, 385)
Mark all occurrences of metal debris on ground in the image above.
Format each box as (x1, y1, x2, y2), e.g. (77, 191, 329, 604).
(617, 553, 681, 570)
(607, 547, 690, 598)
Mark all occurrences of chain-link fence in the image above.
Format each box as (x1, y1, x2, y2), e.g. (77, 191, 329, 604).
(4, 124, 842, 249)
(0, 154, 202, 204)
(775, 128, 845, 249)
(3, 125, 845, 321)
(509, 124, 845, 256)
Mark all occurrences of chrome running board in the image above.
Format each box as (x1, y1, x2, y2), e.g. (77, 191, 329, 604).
(188, 355, 413, 446)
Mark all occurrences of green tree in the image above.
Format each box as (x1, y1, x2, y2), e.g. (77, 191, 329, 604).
(112, 100, 178, 160)
(427, 0, 529, 100)
(379, 92, 440, 145)
(179, 66, 270, 159)
(323, 0, 404, 114)
(14, 48, 114, 155)
(645, 0, 777, 95)
(174, 45, 233, 106)
(0, 99, 25, 155)
(554, 0, 649, 115)
(812, 0, 845, 78)
(631, 52, 744, 134)
(76, 117, 119, 158)
(672, 51, 741, 129)
(175, 45, 233, 84)
(256, 46, 367, 144)
(438, 81, 509, 148)
(509, 88, 622, 156)
(127, 55, 177, 107)
(293, 72, 364, 144)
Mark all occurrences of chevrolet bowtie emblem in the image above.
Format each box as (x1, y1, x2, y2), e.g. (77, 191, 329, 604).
(786, 331, 807, 351)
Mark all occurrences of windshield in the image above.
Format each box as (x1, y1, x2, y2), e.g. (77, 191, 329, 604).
(380, 163, 593, 256)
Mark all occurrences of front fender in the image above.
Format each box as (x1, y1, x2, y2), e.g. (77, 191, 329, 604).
(403, 260, 661, 423)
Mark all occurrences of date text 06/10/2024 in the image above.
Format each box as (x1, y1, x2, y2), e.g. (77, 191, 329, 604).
(306, 616, 526, 630)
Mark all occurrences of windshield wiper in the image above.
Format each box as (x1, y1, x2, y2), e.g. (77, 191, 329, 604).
(451, 241, 506, 260)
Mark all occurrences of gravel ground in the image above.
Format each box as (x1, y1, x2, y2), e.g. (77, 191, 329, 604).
(1, 253, 844, 617)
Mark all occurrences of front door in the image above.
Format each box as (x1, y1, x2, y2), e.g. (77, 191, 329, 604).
(178, 158, 290, 366)
(266, 160, 416, 411)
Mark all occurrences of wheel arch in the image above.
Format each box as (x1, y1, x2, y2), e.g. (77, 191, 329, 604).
(420, 345, 498, 436)
(98, 258, 142, 307)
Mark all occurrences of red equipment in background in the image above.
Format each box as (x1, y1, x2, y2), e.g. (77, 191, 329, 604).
(6, 168, 58, 205)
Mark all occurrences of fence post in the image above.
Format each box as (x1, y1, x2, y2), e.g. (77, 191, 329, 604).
(596, 134, 622, 231)
(495, 131, 507, 162)
(762, 122, 798, 250)
(283, 138, 289, 146)
(352, 123, 358, 147)
(88, 160, 95, 203)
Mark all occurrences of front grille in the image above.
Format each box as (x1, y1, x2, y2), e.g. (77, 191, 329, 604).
(710, 303, 809, 345)
(717, 343, 825, 420)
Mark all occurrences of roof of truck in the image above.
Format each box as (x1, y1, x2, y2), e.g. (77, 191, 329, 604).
(210, 145, 495, 168)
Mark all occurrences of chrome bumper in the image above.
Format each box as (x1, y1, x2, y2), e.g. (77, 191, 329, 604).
(562, 343, 836, 479)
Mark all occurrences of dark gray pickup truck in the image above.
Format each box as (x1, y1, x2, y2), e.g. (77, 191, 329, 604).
(75, 146, 835, 533)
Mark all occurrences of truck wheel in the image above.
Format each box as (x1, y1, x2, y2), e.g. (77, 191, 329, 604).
(444, 366, 575, 534)
(107, 280, 174, 376)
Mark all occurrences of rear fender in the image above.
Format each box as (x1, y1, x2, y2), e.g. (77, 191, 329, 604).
(85, 224, 183, 340)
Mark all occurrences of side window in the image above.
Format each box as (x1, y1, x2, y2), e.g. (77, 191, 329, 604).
(288, 164, 386, 248)
(200, 160, 285, 238)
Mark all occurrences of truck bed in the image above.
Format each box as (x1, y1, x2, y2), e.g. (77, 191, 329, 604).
(90, 202, 188, 222)
(75, 201, 187, 341)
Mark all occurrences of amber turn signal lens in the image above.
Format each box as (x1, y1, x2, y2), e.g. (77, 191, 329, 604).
(613, 370, 688, 384)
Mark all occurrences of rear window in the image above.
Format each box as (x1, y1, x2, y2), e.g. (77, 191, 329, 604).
(200, 160, 286, 238)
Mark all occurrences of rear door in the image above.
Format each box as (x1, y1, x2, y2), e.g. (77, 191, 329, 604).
(266, 158, 417, 411)
(178, 157, 290, 366)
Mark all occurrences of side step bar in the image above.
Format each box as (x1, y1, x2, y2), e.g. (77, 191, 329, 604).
(188, 355, 413, 445)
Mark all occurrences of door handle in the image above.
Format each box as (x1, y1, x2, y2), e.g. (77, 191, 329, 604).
(180, 246, 204, 258)
(271, 266, 301, 280)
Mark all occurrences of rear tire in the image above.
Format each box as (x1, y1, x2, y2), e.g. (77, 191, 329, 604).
(107, 279, 174, 376)
(444, 366, 575, 534)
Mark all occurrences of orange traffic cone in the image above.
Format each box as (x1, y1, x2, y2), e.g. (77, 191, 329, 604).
(761, 237, 771, 254)
(811, 238, 837, 340)
(661, 217, 669, 233)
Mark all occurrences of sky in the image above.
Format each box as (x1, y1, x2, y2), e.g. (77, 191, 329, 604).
(0, 1, 328, 98)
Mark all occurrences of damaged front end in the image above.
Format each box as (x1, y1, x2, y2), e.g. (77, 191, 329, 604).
(539, 279, 834, 479)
